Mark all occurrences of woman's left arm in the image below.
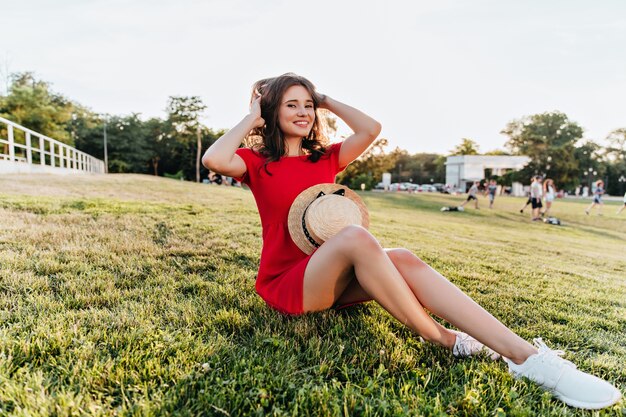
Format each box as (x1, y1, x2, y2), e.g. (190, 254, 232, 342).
(319, 95, 381, 168)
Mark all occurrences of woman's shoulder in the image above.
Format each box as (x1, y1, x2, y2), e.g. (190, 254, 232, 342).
(236, 146, 266, 161)
(321, 142, 342, 158)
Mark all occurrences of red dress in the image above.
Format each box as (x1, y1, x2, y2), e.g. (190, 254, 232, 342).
(234, 142, 346, 315)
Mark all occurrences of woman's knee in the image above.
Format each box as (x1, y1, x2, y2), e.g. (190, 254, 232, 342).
(386, 248, 429, 269)
(333, 225, 380, 255)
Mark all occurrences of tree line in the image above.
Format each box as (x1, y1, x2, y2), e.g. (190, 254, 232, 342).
(0, 73, 223, 181)
(1, 72, 625, 194)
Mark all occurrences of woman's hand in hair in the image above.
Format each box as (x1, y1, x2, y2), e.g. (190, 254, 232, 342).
(249, 94, 265, 128)
(315, 92, 328, 109)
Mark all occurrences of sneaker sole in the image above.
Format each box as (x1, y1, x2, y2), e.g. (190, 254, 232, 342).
(556, 389, 622, 410)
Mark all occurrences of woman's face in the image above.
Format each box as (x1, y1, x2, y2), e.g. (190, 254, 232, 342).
(277, 85, 315, 140)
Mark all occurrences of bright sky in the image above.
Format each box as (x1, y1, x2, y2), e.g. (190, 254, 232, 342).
(2, 0, 625, 154)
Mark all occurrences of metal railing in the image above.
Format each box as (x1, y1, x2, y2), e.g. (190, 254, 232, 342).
(0, 116, 104, 174)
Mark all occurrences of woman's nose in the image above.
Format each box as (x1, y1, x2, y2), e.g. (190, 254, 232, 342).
(297, 106, 307, 116)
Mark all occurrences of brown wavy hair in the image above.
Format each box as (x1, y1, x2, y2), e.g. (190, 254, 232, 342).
(244, 73, 330, 174)
(543, 178, 556, 194)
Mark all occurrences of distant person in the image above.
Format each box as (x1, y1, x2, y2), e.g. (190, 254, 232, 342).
(542, 178, 556, 217)
(585, 180, 604, 215)
(617, 192, 626, 215)
(210, 172, 223, 185)
(460, 181, 480, 209)
(530, 175, 543, 221)
(487, 179, 497, 209)
(519, 177, 534, 214)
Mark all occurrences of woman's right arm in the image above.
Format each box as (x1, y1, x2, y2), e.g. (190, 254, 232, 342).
(202, 96, 264, 177)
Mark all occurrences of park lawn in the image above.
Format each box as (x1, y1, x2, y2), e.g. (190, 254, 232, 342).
(0, 173, 624, 417)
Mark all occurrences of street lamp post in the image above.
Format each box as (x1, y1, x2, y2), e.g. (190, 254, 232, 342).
(103, 115, 109, 174)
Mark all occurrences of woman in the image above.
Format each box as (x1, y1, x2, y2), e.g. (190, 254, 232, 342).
(487, 179, 498, 209)
(585, 180, 605, 215)
(202, 73, 621, 409)
(542, 178, 556, 216)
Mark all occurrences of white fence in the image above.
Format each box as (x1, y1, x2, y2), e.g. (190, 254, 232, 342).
(0, 116, 105, 174)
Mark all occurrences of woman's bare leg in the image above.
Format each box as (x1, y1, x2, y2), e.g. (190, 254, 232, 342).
(303, 227, 536, 363)
(542, 201, 551, 216)
(303, 226, 456, 348)
(382, 249, 536, 363)
(334, 248, 536, 363)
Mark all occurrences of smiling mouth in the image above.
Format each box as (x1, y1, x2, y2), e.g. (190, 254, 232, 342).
(294, 122, 309, 128)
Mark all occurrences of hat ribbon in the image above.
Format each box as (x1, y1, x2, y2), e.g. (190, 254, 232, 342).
(301, 188, 346, 248)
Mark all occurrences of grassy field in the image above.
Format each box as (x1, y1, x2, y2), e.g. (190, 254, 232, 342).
(0, 173, 624, 417)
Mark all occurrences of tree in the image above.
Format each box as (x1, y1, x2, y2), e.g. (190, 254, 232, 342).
(336, 138, 398, 188)
(483, 149, 510, 156)
(393, 152, 444, 183)
(73, 113, 156, 174)
(143, 117, 169, 176)
(450, 138, 480, 155)
(0, 72, 76, 145)
(319, 109, 338, 138)
(573, 140, 604, 189)
(501, 111, 583, 189)
(604, 128, 626, 195)
(606, 128, 626, 162)
(166, 96, 207, 182)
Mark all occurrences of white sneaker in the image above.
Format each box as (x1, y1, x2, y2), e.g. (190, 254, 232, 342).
(452, 331, 500, 360)
(504, 338, 622, 409)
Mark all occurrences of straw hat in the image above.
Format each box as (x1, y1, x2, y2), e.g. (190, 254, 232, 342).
(288, 183, 369, 255)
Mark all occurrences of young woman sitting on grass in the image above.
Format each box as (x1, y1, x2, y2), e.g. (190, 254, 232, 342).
(202, 73, 621, 410)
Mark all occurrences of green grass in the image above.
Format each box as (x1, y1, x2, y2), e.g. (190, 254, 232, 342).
(0, 173, 624, 416)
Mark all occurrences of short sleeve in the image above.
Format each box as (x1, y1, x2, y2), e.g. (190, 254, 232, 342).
(234, 147, 262, 185)
(327, 142, 347, 175)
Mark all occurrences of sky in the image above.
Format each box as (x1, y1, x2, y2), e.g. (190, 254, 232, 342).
(1, 0, 625, 154)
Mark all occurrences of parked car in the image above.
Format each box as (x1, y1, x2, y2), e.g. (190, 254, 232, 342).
(421, 184, 436, 192)
(403, 182, 420, 192)
(432, 183, 445, 192)
(389, 182, 407, 191)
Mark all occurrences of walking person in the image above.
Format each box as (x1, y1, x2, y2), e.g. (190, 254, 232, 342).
(530, 175, 543, 221)
(202, 73, 621, 410)
(487, 179, 497, 209)
(585, 180, 605, 215)
(542, 178, 556, 217)
(459, 181, 480, 209)
(519, 177, 533, 213)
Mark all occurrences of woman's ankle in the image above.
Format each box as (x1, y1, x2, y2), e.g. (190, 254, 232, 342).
(440, 329, 458, 350)
(508, 345, 538, 365)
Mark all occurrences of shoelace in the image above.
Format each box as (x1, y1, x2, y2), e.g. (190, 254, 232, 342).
(455, 333, 486, 357)
(455, 333, 478, 356)
(532, 338, 576, 369)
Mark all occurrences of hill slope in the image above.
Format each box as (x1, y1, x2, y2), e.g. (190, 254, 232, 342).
(0, 173, 624, 416)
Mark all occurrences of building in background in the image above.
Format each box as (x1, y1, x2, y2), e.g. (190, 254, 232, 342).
(445, 155, 530, 195)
